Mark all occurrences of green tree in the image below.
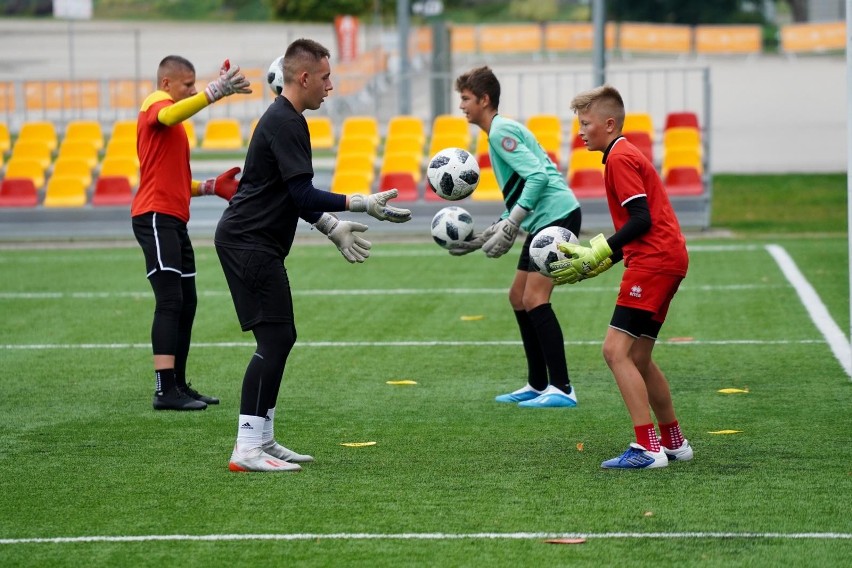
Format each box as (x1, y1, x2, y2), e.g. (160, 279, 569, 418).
(267, 0, 394, 21)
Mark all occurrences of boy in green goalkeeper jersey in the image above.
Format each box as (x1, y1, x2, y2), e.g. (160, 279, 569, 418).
(451, 65, 583, 408)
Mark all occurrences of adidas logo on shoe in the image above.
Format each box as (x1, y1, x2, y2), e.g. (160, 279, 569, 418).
(240, 422, 254, 430)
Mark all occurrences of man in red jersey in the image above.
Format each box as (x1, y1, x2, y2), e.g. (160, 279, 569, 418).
(550, 85, 694, 469)
(132, 55, 250, 410)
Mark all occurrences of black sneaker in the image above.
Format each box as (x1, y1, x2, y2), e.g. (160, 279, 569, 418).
(153, 387, 207, 411)
(183, 383, 220, 405)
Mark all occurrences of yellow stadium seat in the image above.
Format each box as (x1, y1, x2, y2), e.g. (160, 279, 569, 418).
(341, 116, 380, 148)
(526, 114, 562, 138)
(568, 149, 605, 177)
(330, 170, 372, 196)
(0, 122, 10, 155)
(200, 118, 243, 150)
(306, 116, 334, 150)
(387, 115, 425, 147)
(103, 137, 140, 166)
(431, 115, 471, 147)
(64, 120, 104, 151)
(335, 154, 375, 184)
(663, 127, 702, 153)
(428, 132, 472, 158)
(623, 112, 655, 141)
(383, 135, 423, 160)
(661, 147, 703, 178)
(109, 119, 137, 143)
(183, 120, 197, 149)
(51, 157, 93, 188)
(380, 152, 423, 183)
(43, 176, 87, 208)
(10, 139, 52, 169)
(571, 115, 580, 137)
(4, 158, 46, 189)
(474, 130, 489, 156)
(18, 121, 58, 152)
(57, 139, 99, 169)
(99, 156, 139, 188)
(536, 131, 562, 166)
(471, 167, 502, 201)
(337, 135, 378, 158)
(248, 118, 259, 142)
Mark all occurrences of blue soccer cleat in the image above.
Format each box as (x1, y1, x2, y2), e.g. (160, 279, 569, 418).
(495, 384, 543, 403)
(662, 439, 694, 462)
(601, 443, 668, 469)
(517, 385, 578, 408)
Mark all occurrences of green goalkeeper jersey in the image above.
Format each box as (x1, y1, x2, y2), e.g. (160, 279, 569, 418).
(487, 114, 580, 234)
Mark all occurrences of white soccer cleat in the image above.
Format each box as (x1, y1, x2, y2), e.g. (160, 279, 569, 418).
(662, 439, 694, 462)
(261, 440, 315, 463)
(228, 445, 302, 473)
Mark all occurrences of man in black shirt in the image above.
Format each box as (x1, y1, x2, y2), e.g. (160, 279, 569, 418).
(216, 38, 410, 472)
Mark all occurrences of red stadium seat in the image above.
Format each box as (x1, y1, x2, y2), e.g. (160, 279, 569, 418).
(571, 133, 586, 150)
(476, 152, 491, 169)
(664, 111, 700, 131)
(378, 172, 418, 201)
(664, 167, 704, 196)
(0, 178, 39, 207)
(569, 169, 606, 199)
(623, 131, 654, 164)
(91, 176, 134, 206)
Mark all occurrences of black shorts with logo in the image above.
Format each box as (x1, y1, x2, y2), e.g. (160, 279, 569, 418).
(215, 245, 294, 331)
(132, 212, 196, 277)
(516, 207, 583, 272)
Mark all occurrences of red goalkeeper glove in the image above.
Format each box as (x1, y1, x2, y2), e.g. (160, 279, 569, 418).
(200, 167, 241, 200)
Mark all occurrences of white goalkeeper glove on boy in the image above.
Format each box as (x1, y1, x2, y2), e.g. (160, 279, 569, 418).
(313, 213, 372, 263)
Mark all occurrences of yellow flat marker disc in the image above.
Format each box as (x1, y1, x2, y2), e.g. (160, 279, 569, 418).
(340, 442, 377, 447)
(668, 337, 694, 342)
(386, 380, 418, 385)
(460, 315, 484, 321)
(544, 538, 586, 545)
(708, 430, 743, 435)
(718, 388, 749, 394)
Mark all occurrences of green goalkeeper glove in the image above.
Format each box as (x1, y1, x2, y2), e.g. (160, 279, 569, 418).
(550, 256, 613, 285)
(553, 233, 612, 280)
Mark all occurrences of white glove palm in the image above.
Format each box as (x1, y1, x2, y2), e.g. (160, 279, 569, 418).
(204, 60, 251, 103)
(482, 205, 529, 258)
(313, 213, 372, 263)
(349, 189, 412, 223)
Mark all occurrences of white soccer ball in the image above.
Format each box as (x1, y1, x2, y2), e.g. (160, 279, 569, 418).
(431, 206, 475, 249)
(529, 226, 580, 277)
(427, 147, 480, 201)
(267, 55, 284, 95)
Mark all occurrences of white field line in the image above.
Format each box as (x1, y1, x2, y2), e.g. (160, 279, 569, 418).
(0, 283, 782, 300)
(0, 339, 828, 351)
(0, 531, 850, 545)
(765, 245, 852, 378)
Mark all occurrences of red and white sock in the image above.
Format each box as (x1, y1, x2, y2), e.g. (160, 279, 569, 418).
(634, 423, 661, 452)
(659, 420, 685, 450)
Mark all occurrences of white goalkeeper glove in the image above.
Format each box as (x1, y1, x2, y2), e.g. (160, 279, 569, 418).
(204, 59, 252, 103)
(313, 213, 371, 263)
(349, 189, 412, 223)
(448, 223, 498, 256)
(482, 205, 529, 258)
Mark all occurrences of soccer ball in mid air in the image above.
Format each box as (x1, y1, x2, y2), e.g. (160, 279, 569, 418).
(427, 147, 480, 201)
(529, 226, 579, 277)
(431, 206, 475, 249)
(267, 55, 284, 95)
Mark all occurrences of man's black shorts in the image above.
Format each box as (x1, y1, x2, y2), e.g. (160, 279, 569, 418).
(132, 212, 196, 277)
(517, 207, 582, 272)
(215, 245, 294, 331)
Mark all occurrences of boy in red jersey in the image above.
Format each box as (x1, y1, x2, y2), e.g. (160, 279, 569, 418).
(132, 55, 251, 411)
(550, 85, 694, 469)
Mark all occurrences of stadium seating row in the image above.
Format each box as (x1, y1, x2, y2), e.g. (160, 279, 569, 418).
(0, 110, 706, 207)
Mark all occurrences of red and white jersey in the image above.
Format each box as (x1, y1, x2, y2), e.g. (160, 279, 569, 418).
(131, 91, 192, 222)
(604, 137, 688, 276)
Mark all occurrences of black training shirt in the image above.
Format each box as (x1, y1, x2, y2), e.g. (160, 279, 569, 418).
(215, 96, 346, 258)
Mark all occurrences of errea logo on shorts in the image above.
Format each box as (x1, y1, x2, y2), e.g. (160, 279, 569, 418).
(630, 285, 642, 298)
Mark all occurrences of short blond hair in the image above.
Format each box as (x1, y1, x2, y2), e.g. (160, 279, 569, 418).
(570, 85, 625, 130)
